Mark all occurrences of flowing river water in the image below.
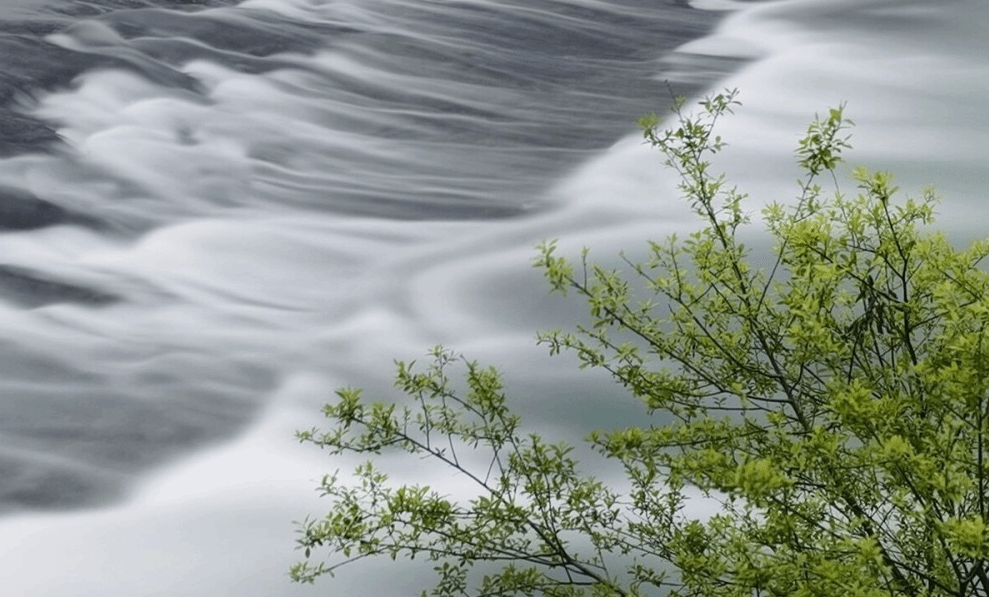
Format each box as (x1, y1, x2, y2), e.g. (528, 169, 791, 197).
(0, 0, 984, 594)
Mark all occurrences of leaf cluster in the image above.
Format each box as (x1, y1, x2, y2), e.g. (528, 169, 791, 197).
(293, 91, 989, 597)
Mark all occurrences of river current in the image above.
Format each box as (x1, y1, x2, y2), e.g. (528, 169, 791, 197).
(0, 0, 984, 595)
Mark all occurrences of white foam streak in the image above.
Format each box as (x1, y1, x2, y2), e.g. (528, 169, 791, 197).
(688, 0, 748, 11)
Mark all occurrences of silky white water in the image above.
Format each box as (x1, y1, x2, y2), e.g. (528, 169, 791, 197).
(0, 0, 983, 594)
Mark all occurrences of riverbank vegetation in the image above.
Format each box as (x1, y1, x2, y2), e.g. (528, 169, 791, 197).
(291, 90, 989, 597)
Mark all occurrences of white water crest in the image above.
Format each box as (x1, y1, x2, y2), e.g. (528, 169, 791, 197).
(0, 0, 984, 595)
